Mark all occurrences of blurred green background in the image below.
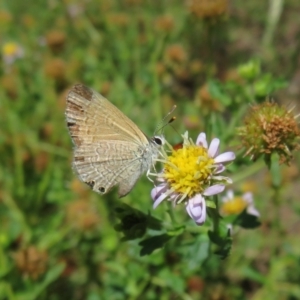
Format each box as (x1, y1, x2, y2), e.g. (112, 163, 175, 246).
(1, 0, 300, 299)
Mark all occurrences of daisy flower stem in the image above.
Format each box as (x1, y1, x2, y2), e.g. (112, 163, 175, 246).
(167, 206, 177, 225)
(212, 195, 220, 234)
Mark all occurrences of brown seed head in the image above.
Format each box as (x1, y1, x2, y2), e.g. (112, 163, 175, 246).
(13, 246, 48, 280)
(154, 15, 175, 32)
(187, 0, 228, 19)
(46, 30, 66, 52)
(66, 199, 100, 231)
(238, 101, 300, 165)
(165, 44, 187, 63)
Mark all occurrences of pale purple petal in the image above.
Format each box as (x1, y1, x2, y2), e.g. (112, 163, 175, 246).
(203, 184, 225, 196)
(243, 192, 260, 217)
(153, 193, 168, 209)
(214, 164, 225, 174)
(242, 192, 253, 205)
(224, 190, 234, 202)
(196, 132, 208, 148)
(208, 138, 220, 158)
(151, 184, 167, 200)
(214, 152, 235, 163)
(212, 176, 233, 184)
(169, 192, 180, 202)
(186, 194, 206, 225)
(246, 205, 260, 217)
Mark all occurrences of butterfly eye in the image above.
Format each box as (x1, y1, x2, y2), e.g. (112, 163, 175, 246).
(153, 136, 164, 146)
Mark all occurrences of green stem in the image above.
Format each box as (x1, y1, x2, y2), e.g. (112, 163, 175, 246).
(269, 154, 285, 254)
(3, 192, 32, 243)
(212, 195, 219, 234)
(262, 0, 284, 48)
(150, 36, 166, 124)
(167, 205, 177, 225)
(185, 225, 208, 234)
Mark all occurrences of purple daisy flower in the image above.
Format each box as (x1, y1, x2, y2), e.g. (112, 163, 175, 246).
(150, 132, 235, 225)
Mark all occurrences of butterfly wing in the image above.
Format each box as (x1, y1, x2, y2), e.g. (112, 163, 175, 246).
(66, 84, 151, 197)
(73, 140, 146, 197)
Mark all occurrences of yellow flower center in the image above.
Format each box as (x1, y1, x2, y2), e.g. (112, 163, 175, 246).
(221, 197, 247, 215)
(2, 42, 19, 56)
(163, 145, 215, 197)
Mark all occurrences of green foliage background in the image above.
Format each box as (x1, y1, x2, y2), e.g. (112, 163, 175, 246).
(1, 0, 300, 299)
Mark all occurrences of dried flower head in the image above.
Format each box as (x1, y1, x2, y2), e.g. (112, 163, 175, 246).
(34, 151, 49, 173)
(66, 199, 100, 231)
(13, 246, 48, 279)
(187, 0, 228, 19)
(195, 84, 224, 115)
(154, 15, 175, 32)
(164, 44, 187, 64)
(106, 13, 130, 27)
(238, 101, 300, 165)
(189, 59, 204, 75)
(21, 14, 36, 28)
(0, 10, 12, 25)
(187, 276, 205, 293)
(46, 30, 66, 52)
(44, 58, 66, 80)
(1, 74, 18, 98)
(70, 178, 90, 198)
(123, 0, 142, 6)
(151, 132, 235, 225)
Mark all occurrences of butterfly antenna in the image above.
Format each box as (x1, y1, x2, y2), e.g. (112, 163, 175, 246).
(168, 118, 181, 137)
(154, 105, 177, 135)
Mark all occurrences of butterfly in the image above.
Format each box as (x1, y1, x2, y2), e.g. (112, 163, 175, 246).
(65, 84, 164, 197)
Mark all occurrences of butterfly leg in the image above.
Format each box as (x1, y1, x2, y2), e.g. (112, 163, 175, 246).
(146, 169, 154, 184)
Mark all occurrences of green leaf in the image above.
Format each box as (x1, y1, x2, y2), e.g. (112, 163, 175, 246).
(166, 226, 185, 236)
(208, 229, 232, 259)
(208, 80, 232, 106)
(114, 203, 162, 240)
(139, 234, 173, 256)
(15, 263, 65, 300)
(233, 210, 261, 229)
(241, 266, 266, 284)
(180, 234, 210, 269)
(0, 281, 15, 300)
(206, 200, 216, 209)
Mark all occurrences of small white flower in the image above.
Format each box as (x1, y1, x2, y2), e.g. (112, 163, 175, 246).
(2, 42, 24, 65)
(221, 190, 260, 217)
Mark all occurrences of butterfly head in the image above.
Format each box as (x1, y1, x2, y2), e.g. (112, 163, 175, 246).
(152, 135, 165, 147)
